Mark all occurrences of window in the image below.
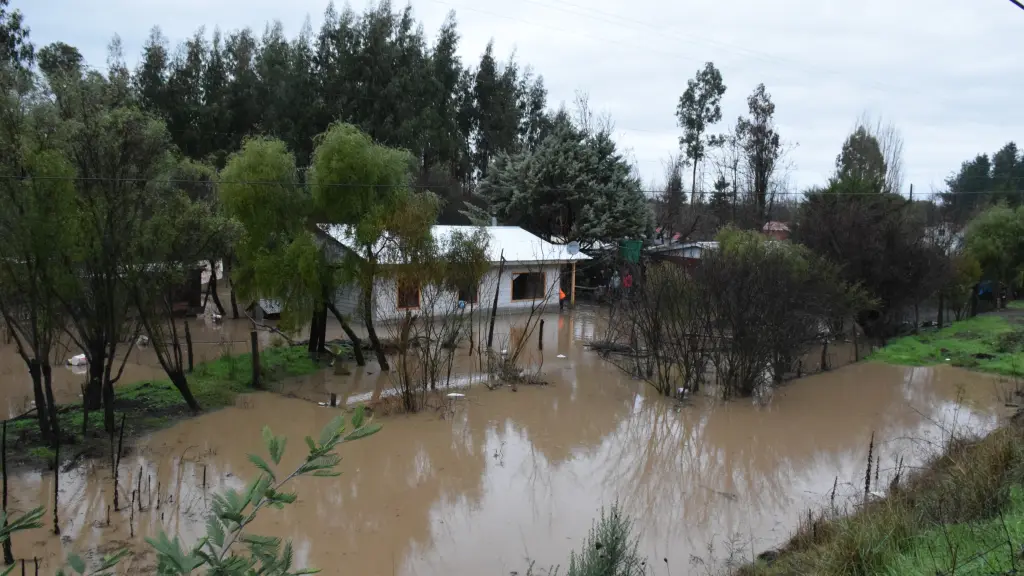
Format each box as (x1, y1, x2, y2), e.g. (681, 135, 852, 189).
(397, 282, 420, 309)
(511, 272, 545, 301)
(458, 283, 479, 305)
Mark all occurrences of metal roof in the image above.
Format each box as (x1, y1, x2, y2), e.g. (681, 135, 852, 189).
(318, 224, 590, 265)
(762, 221, 791, 232)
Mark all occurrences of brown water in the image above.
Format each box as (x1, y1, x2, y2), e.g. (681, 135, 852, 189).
(0, 313, 275, 418)
(3, 310, 1013, 574)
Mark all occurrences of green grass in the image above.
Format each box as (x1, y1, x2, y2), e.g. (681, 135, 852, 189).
(7, 345, 319, 468)
(880, 485, 1024, 575)
(1009, 300, 1024, 311)
(869, 314, 1024, 376)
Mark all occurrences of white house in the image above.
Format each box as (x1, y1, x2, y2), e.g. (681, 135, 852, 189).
(316, 224, 590, 324)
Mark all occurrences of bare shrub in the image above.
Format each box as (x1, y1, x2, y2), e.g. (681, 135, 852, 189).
(382, 225, 490, 412)
(605, 228, 866, 399)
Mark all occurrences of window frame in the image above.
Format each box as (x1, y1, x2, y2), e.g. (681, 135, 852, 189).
(396, 281, 421, 310)
(457, 282, 480, 305)
(510, 271, 547, 302)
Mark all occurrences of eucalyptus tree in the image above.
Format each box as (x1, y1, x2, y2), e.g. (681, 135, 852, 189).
(736, 83, 782, 222)
(676, 61, 726, 204)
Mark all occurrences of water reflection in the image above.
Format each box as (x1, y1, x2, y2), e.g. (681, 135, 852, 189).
(6, 308, 1013, 574)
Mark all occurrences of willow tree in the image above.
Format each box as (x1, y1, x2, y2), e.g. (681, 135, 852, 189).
(132, 160, 239, 412)
(310, 122, 417, 371)
(218, 136, 320, 337)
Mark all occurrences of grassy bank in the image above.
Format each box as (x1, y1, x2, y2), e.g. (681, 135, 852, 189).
(8, 345, 320, 469)
(739, 421, 1024, 575)
(870, 312, 1024, 376)
(740, 312, 1024, 575)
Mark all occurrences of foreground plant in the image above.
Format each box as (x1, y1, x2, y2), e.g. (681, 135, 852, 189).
(566, 504, 647, 576)
(145, 406, 380, 574)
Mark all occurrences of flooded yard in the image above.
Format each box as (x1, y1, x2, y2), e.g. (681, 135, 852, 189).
(1, 310, 1014, 574)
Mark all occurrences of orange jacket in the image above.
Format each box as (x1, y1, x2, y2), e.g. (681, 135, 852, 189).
(559, 289, 566, 300)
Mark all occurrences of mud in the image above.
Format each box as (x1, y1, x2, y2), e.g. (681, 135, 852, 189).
(1, 309, 1013, 574)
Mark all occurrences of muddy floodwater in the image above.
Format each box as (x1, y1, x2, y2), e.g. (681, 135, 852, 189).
(3, 310, 1014, 574)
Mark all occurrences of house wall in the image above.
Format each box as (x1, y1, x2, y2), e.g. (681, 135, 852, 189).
(335, 262, 565, 324)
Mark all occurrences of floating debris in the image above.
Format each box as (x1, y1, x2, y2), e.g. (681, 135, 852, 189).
(447, 393, 465, 399)
(67, 354, 87, 366)
(556, 354, 566, 359)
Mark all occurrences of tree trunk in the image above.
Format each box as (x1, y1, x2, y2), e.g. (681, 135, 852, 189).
(207, 260, 226, 316)
(168, 371, 201, 412)
(691, 161, 699, 205)
(42, 364, 59, 443)
(27, 360, 51, 444)
(362, 282, 389, 371)
(84, 344, 105, 411)
(225, 258, 240, 319)
(307, 312, 319, 357)
(328, 302, 365, 366)
(3, 420, 13, 565)
(937, 293, 944, 329)
(102, 377, 115, 435)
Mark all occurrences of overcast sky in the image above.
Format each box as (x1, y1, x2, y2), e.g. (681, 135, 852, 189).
(14, 0, 1024, 195)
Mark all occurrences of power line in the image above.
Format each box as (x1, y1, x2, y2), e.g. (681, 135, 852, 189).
(3, 173, 1024, 198)
(1010, 0, 1024, 11)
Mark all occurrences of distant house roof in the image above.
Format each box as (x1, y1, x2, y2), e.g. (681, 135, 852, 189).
(648, 240, 718, 255)
(317, 224, 590, 265)
(762, 221, 791, 232)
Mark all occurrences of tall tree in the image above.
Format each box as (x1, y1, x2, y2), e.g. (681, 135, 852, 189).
(47, 64, 177, 433)
(310, 123, 418, 369)
(200, 28, 230, 166)
(0, 66, 70, 444)
(991, 142, 1020, 206)
(676, 62, 726, 204)
(0, 0, 32, 70)
(476, 110, 651, 249)
(736, 83, 781, 222)
(942, 154, 993, 224)
(658, 156, 686, 236)
(835, 125, 886, 193)
(165, 30, 206, 158)
(472, 41, 524, 179)
(133, 160, 236, 412)
(223, 28, 260, 156)
(134, 27, 170, 116)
